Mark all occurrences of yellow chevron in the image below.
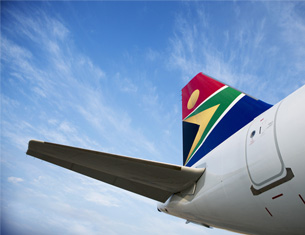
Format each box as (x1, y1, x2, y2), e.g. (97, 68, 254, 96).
(184, 104, 220, 163)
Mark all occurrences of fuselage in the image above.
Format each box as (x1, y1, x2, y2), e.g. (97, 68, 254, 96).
(159, 85, 305, 234)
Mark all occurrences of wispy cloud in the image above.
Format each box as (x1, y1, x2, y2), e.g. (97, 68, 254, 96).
(84, 191, 120, 207)
(271, 3, 305, 76)
(7, 177, 24, 184)
(169, 7, 241, 86)
(2, 2, 304, 235)
(168, 2, 305, 103)
(114, 72, 138, 93)
(1, 6, 163, 159)
(1, 5, 182, 234)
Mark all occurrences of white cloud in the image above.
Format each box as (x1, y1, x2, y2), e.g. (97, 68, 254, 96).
(2, 9, 163, 160)
(84, 192, 120, 207)
(275, 3, 305, 76)
(146, 48, 160, 61)
(1, 37, 33, 61)
(115, 73, 138, 93)
(8, 177, 24, 184)
(168, 2, 305, 104)
(58, 121, 77, 134)
(3, 3, 304, 235)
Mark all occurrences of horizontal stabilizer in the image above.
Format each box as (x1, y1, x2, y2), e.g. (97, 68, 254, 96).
(27, 140, 205, 202)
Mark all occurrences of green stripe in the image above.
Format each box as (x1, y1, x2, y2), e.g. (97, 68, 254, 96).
(186, 87, 241, 164)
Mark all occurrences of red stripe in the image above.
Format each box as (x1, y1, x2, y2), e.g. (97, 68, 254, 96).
(272, 193, 283, 199)
(265, 207, 273, 217)
(182, 73, 224, 120)
(299, 194, 305, 204)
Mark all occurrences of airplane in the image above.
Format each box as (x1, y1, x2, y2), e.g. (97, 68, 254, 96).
(27, 73, 305, 234)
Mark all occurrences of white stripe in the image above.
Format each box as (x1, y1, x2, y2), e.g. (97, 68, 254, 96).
(184, 85, 228, 120)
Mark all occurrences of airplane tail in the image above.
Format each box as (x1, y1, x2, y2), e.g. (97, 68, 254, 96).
(182, 73, 272, 167)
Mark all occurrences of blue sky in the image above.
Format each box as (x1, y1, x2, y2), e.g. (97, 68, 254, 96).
(1, 1, 305, 235)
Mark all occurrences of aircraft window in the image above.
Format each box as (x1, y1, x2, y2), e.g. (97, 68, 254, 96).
(250, 130, 256, 138)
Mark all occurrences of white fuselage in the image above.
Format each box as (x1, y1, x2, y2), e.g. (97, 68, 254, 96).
(159, 85, 305, 234)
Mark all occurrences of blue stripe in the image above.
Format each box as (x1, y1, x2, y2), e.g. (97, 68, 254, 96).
(186, 96, 272, 167)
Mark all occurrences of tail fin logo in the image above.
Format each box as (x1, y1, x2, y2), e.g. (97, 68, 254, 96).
(187, 89, 200, 109)
(183, 83, 241, 165)
(182, 73, 272, 166)
(184, 104, 219, 164)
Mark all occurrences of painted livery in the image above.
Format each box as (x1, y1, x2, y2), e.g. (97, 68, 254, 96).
(159, 73, 305, 234)
(27, 73, 305, 235)
(182, 73, 271, 166)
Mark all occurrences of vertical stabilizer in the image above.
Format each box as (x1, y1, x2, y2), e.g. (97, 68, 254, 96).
(182, 73, 272, 166)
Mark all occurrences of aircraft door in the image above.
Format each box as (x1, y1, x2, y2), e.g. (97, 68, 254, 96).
(246, 104, 293, 195)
